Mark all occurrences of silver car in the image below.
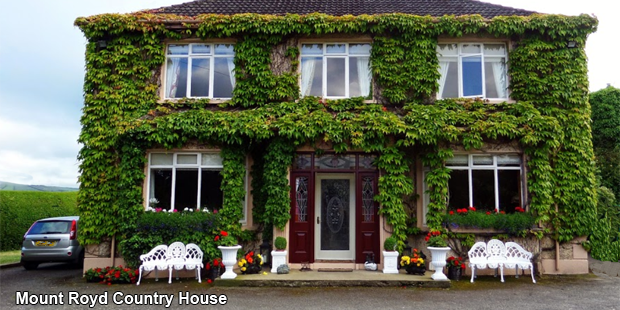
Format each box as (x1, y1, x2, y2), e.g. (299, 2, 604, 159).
(21, 216, 84, 270)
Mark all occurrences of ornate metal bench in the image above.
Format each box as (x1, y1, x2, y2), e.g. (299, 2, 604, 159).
(136, 242, 204, 285)
(468, 240, 536, 283)
(504, 242, 536, 283)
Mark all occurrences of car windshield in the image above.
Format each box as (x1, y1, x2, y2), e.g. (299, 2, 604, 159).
(28, 221, 71, 235)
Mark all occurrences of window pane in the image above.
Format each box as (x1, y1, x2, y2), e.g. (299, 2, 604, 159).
(497, 154, 520, 166)
(150, 168, 172, 210)
(326, 58, 346, 97)
(191, 44, 211, 54)
(446, 154, 468, 166)
(437, 44, 458, 56)
(295, 177, 309, 222)
(175, 168, 198, 210)
(472, 170, 495, 211)
(166, 58, 188, 98)
(448, 170, 469, 210)
(213, 57, 234, 98)
(301, 44, 323, 55)
(484, 44, 506, 56)
(362, 177, 375, 222)
(201, 153, 223, 167)
(349, 56, 371, 98)
(359, 155, 376, 169)
(484, 57, 507, 98)
(167, 44, 189, 55)
(190, 58, 210, 97)
(200, 170, 223, 212)
(315, 154, 355, 169)
(301, 57, 323, 96)
(462, 55, 482, 97)
(326, 43, 346, 54)
(349, 43, 371, 55)
(151, 153, 173, 165)
(294, 154, 312, 170)
(214, 44, 234, 55)
(498, 170, 521, 212)
(461, 44, 481, 54)
(440, 59, 459, 98)
(177, 154, 197, 165)
(472, 155, 493, 166)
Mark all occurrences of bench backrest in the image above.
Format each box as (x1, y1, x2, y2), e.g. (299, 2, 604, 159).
(167, 241, 186, 260)
(505, 242, 532, 261)
(468, 242, 488, 261)
(140, 244, 168, 263)
(487, 239, 506, 258)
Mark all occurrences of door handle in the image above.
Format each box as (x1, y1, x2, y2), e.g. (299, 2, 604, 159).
(317, 216, 320, 224)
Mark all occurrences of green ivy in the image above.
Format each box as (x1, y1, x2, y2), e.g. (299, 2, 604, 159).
(74, 12, 598, 249)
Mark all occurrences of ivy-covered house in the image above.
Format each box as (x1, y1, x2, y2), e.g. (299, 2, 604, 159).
(76, 0, 598, 275)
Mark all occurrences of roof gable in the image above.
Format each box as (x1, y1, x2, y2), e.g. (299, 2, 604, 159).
(153, 0, 536, 19)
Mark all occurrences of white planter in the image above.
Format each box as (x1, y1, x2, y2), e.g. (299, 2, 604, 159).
(428, 246, 451, 280)
(218, 245, 241, 279)
(382, 251, 399, 274)
(270, 250, 288, 273)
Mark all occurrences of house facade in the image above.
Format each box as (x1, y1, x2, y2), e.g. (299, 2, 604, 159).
(76, 0, 598, 275)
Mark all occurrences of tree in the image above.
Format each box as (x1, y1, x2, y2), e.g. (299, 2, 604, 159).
(590, 85, 620, 200)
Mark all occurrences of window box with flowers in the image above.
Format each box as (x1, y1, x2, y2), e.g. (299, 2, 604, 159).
(443, 206, 536, 235)
(400, 248, 427, 275)
(445, 256, 466, 281)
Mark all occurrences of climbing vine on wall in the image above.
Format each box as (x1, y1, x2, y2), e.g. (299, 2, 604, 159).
(75, 12, 598, 247)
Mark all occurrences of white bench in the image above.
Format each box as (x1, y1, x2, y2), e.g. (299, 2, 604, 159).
(468, 240, 535, 283)
(136, 242, 204, 285)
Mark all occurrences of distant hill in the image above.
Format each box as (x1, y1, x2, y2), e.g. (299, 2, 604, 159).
(0, 181, 78, 192)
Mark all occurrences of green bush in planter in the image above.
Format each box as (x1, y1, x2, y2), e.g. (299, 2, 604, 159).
(274, 236, 287, 250)
(443, 209, 536, 235)
(383, 236, 398, 251)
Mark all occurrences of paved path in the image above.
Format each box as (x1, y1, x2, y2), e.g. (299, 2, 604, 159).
(1, 262, 619, 309)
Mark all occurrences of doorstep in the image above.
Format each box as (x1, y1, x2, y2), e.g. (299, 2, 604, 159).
(215, 269, 451, 288)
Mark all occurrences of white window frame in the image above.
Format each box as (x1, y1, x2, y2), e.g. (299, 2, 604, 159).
(422, 153, 524, 224)
(146, 152, 248, 223)
(164, 43, 235, 100)
(436, 43, 508, 100)
(300, 42, 372, 99)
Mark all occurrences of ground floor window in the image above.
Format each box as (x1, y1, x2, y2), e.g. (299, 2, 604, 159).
(424, 154, 524, 219)
(147, 152, 247, 221)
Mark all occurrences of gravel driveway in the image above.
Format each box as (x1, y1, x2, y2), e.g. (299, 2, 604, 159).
(1, 262, 618, 309)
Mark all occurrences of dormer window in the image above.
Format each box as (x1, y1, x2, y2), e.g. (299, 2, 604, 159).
(300, 43, 372, 99)
(437, 43, 508, 100)
(164, 43, 235, 99)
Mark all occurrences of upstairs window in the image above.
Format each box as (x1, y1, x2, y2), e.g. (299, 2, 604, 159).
(165, 43, 235, 99)
(300, 43, 372, 99)
(437, 43, 508, 100)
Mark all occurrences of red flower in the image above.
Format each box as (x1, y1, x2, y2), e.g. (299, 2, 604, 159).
(213, 209, 218, 214)
(205, 263, 211, 270)
(486, 211, 491, 215)
(221, 231, 228, 237)
(213, 259, 220, 267)
(461, 263, 466, 269)
(214, 236, 220, 242)
(469, 206, 476, 211)
(381, 106, 387, 112)
(207, 279, 213, 284)
(500, 211, 506, 214)
(433, 230, 440, 236)
(449, 211, 454, 215)
(425, 236, 430, 242)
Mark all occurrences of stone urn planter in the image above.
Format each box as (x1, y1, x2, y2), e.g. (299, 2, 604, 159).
(218, 245, 241, 279)
(428, 246, 451, 280)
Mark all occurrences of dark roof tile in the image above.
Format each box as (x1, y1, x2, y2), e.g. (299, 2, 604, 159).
(152, 0, 537, 19)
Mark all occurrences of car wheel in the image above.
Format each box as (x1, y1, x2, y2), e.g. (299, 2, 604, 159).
(75, 250, 85, 267)
(23, 262, 39, 270)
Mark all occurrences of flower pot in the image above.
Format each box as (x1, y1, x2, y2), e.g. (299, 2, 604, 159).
(428, 246, 451, 280)
(242, 264, 262, 274)
(271, 250, 288, 273)
(218, 245, 241, 279)
(405, 265, 426, 275)
(382, 251, 399, 274)
(447, 266, 463, 281)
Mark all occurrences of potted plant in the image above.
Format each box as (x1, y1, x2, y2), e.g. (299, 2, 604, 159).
(400, 248, 426, 275)
(445, 256, 466, 281)
(238, 250, 263, 274)
(382, 236, 399, 274)
(425, 230, 450, 280)
(215, 230, 241, 279)
(271, 236, 288, 273)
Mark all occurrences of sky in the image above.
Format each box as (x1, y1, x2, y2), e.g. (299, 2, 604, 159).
(0, 0, 617, 188)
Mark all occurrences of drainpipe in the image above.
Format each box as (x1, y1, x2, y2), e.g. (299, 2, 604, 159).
(110, 235, 116, 267)
(555, 203, 560, 272)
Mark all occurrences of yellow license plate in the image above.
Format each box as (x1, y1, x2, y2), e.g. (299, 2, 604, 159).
(35, 241, 57, 247)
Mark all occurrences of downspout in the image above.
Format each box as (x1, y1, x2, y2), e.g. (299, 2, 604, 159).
(110, 235, 116, 267)
(555, 203, 560, 272)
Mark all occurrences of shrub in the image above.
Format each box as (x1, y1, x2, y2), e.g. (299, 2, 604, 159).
(84, 266, 139, 285)
(274, 236, 287, 250)
(443, 208, 536, 235)
(0, 191, 77, 251)
(383, 236, 397, 251)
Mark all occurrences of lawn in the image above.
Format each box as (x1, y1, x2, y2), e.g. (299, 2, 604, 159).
(0, 250, 21, 264)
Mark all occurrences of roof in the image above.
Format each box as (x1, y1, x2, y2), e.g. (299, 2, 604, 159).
(153, 0, 537, 19)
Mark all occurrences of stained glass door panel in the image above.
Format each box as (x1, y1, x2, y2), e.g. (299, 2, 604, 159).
(315, 174, 355, 260)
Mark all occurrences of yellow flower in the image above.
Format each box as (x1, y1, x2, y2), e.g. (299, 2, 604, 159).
(241, 267, 246, 272)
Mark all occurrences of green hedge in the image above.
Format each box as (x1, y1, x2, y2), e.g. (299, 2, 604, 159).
(0, 191, 78, 251)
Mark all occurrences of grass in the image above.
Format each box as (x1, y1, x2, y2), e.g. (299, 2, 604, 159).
(0, 250, 21, 265)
